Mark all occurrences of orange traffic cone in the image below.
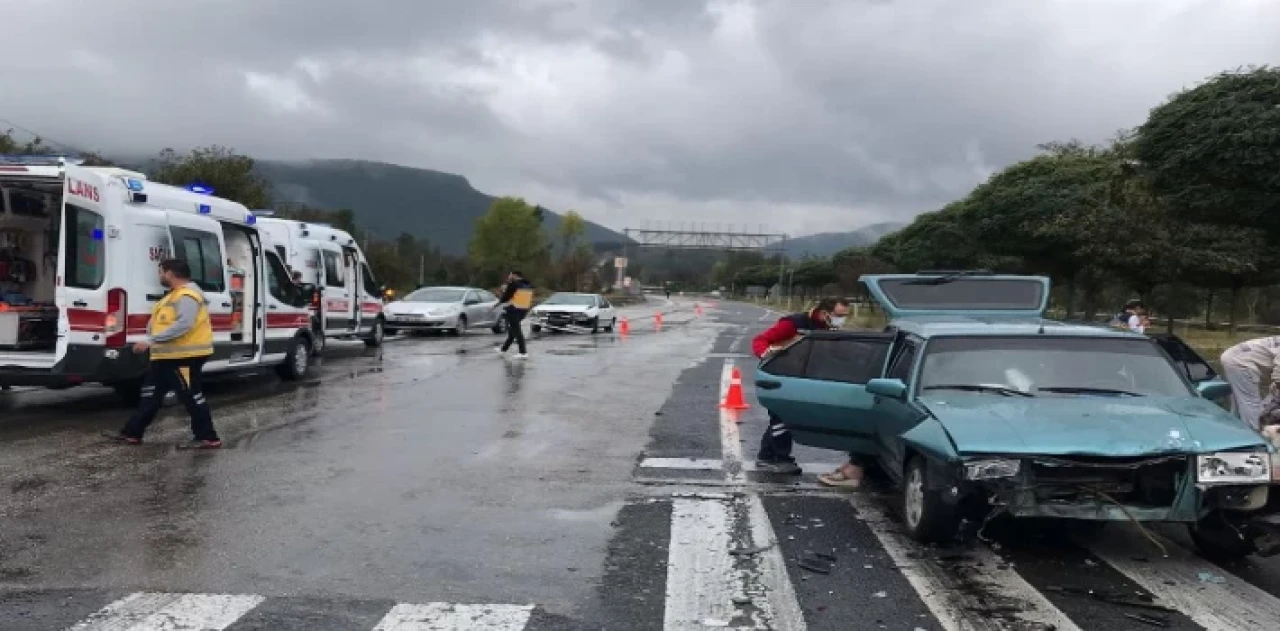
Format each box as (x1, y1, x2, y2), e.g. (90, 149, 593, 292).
(721, 366, 750, 410)
(695, 304, 704, 317)
(619, 317, 630, 335)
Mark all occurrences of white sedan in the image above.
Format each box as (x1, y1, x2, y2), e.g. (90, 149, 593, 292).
(383, 286, 505, 336)
(529, 293, 618, 334)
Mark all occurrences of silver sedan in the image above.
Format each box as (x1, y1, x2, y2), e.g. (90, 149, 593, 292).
(382, 286, 506, 336)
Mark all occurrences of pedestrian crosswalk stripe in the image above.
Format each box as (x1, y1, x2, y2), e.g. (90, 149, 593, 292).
(1082, 526, 1280, 630)
(847, 493, 1082, 631)
(68, 592, 266, 630)
(370, 603, 534, 630)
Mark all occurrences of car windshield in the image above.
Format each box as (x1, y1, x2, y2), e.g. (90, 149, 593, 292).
(404, 288, 465, 303)
(542, 293, 596, 306)
(918, 336, 1192, 398)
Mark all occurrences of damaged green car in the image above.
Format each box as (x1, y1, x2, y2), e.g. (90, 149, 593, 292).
(756, 272, 1280, 558)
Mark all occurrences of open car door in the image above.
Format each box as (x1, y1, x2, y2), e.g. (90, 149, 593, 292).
(754, 331, 894, 454)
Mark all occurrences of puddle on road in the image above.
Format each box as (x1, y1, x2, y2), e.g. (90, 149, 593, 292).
(545, 349, 590, 356)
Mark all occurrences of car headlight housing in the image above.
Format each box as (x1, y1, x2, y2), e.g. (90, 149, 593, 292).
(1196, 451, 1272, 485)
(964, 458, 1021, 481)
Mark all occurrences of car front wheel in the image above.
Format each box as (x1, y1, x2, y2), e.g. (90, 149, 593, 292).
(451, 315, 468, 336)
(1190, 512, 1258, 560)
(902, 456, 961, 544)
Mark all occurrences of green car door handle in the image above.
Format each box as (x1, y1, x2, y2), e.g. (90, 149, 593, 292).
(756, 380, 781, 390)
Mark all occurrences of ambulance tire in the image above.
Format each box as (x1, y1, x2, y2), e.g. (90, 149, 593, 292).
(276, 335, 311, 381)
(311, 323, 326, 356)
(363, 318, 385, 347)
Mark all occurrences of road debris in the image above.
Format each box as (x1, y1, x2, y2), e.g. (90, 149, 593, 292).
(1197, 571, 1226, 584)
(1122, 612, 1171, 627)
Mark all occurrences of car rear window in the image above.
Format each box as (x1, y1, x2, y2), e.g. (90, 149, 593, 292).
(876, 278, 1044, 311)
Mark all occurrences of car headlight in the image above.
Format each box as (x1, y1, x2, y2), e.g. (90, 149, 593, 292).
(1196, 451, 1272, 485)
(964, 459, 1021, 481)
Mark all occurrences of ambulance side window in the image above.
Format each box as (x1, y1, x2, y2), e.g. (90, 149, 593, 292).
(361, 262, 380, 297)
(322, 251, 344, 288)
(170, 227, 225, 292)
(264, 252, 294, 304)
(63, 204, 104, 289)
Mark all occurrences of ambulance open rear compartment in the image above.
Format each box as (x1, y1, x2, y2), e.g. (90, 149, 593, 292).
(0, 164, 69, 363)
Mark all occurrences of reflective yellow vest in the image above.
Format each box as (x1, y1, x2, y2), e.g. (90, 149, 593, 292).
(511, 287, 534, 310)
(150, 285, 214, 360)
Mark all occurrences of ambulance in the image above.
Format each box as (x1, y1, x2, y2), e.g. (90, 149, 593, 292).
(254, 217, 386, 355)
(0, 156, 318, 400)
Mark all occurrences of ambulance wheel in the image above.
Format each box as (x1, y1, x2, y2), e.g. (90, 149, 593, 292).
(604, 318, 616, 333)
(363, 318, 385, 347)
(277, 335, 311, 381)
(312, 327, 326, 356)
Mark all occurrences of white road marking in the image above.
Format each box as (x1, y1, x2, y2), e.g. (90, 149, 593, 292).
(745, 494, 807, 631)
(69, 592, 265, 630)
(664, 498, 741, 630)
(371, 603, 534, 630)
(1083, 527, 1280, 629)
(847, 493, 1081, 631)
(720, 359, 746, 484)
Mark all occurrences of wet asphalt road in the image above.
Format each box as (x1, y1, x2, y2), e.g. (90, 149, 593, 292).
(3, 297, 1280, 630)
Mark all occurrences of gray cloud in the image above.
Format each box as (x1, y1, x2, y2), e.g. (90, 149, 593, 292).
(3, 0, 1278, 236)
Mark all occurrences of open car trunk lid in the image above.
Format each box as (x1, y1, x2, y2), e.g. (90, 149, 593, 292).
(861, 273, 1051, 320)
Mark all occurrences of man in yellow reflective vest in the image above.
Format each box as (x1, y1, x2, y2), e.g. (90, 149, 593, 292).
(494, 269, 533, 359)
(106, 259, 222, 449)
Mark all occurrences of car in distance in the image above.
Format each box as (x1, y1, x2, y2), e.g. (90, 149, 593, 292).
(756, 271, 1280, 559)
(529, 292, 618, 334)
(382, 286, 505, 336)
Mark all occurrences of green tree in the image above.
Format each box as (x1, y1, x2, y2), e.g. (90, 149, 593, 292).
(1133, 66, 1280, 234)
(469, 196, 548, 286)
(872, 203, 1012, 273)
(0, 129, 113, 165)
(830, 247, 895, 297)
(152, 145, 273, 208)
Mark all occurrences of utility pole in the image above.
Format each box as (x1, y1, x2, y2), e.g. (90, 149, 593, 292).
(419, 254, 425, 286)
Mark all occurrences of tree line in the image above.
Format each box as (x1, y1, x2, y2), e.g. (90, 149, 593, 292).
(0, 134, 607, 294)
(730, 66, 1280, 333)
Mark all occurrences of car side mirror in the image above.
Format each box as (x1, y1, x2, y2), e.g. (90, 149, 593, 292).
(867, 378, 908, 400)
(1196, 379, 1232, 401)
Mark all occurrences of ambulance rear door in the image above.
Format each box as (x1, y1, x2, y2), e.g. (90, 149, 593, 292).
(164, 211, 235, 366)
(57, 166, 112, 362)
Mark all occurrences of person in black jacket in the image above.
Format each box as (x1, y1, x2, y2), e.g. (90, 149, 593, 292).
(494, 270, 534, 358)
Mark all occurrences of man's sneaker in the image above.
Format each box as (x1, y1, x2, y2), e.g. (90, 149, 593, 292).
(102, 430, 141, 445)
(177, 439, 223, 450)
(755, 460, 802, 475)
(514, 353, 529, 360)
(496, 347, 506, 354)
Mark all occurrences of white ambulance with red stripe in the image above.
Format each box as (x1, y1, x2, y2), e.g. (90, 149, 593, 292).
(255, 217, 386, 355)
(0, 156, 317, 400)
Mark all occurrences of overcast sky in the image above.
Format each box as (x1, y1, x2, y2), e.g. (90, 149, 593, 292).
(3, 0, 1278, 236)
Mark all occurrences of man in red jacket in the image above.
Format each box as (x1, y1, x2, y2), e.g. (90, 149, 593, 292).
(753, 297, 850, 474)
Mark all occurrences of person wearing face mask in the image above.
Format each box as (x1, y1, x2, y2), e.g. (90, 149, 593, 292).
(105, 259, 221, 449)
(751, 297, 851, 474)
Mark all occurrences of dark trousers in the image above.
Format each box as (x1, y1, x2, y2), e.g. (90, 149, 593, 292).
(122, 357, 218, 441)
(757, 412, 794, 462)
(501, 311, 527, 354)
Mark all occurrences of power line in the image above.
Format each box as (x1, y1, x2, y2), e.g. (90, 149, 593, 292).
(0, 115, 95, 156)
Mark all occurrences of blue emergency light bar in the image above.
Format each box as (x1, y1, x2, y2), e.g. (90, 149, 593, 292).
(187, 183, 214, 195)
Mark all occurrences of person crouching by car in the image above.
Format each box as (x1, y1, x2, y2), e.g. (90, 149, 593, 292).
(1221, 336, 1280, 430)
(750, 297, 850, 474)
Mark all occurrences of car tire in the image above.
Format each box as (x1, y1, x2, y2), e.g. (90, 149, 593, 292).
(385, 327, 399, 336)
(450, 315, 467, 337)
(491, 318, 506, 334)
(604, 318, 616, 333)
(901, 455, 961, 544)
(363, 318, 385, 348)
(590, 317, 600, 334)
(531, 325, 542, 333)
(1190, 513, 1258, 560)
(276, 335, 311, 381)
